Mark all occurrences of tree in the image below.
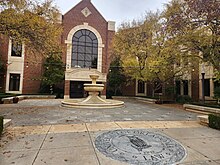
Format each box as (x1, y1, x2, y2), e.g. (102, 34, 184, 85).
(0, 0, 62, 55)
(107, 55, 126, 96)
(41, 47, 64, 94)
(113, 12, 191, 96)
(164, 0, 220, 79)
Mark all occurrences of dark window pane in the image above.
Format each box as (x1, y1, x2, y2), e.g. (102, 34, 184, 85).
(72, 37, 78, 42)
(93, 39, 98, 44)
(183, 80, 188, 95)
(72, 60, 77, 67)
(81, 29, 86, 35)
(86, 37, 92, 43)
(204, 79, 210, 96)
(138, 80, 145, 94)
(9, 74, 20, 91)
(72, 52, 77, 60)
(93, 48, 98, 55)
(85, 61, 91, 67)
(89, 32, 96, 40)
(79, 36, 86, 42)
(78, 46, 84, 53)
(78, 61, 84, 68)
(72, 46, 77, 53)
(86, 30, 90, 35)
(85, 55, 92, 61)
(175, 81, 181, 95)
(74, 31, 82, 38)
(86, 47, 92, 54)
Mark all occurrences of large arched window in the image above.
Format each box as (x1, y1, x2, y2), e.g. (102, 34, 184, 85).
(71, 29, 98, 68)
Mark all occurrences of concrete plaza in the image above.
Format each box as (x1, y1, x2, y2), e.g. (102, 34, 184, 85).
(0, 99, 220, 165)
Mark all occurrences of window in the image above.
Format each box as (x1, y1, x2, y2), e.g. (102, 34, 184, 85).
(9, 74, 20, 91)
(175, 80, 181, 95)
(183, 80, 188, 95)
(204, 79, 210, 96)
(11, 40, 22, 57)
(71, 29, 98, 68)
(138, 80, 145, 94)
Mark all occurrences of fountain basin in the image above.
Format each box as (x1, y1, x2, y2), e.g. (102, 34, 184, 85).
(61, 74, 124, 109)
(62, 98, 124, 109)
(84, 84, 104, 92)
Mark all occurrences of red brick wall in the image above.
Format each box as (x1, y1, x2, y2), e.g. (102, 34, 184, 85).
(62, 0, 109, 73)
(22, 51, 43, 94)
(0, 35, 9, 92)
(64, 80, 70, 96)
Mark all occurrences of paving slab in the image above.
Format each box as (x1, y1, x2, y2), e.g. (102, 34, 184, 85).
(180, 146, 210, 163)
(7, 125, 51, 135)
(33, 147, 99, 165)
(180, 160, 219, 165)
(49, 123, 87, 133)
(115, 121, 202, 129)
(95, 149, 128, 165)
(86, 122, 121, 132)
(180, 137, 220, 160)
(161, 127, 220, 139)
(41, 132, 91, 149)
(1, 134, 45, 152)
(0, 150, 38, 165)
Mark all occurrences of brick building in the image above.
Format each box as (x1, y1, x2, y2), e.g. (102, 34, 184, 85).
(0, 0, 115, 98)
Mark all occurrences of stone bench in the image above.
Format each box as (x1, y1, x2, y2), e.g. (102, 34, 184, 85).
(183, 104, 220, 115)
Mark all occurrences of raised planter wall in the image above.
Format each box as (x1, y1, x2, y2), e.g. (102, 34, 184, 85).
(184, 104, 220, 114)
(1, 95, 56, 104)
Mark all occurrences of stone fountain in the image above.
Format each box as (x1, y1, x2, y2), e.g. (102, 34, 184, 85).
(61, 74, 124, 108)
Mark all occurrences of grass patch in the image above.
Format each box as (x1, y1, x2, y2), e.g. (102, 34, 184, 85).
(209, 114, 220, 130)
(0, 116, 3, 136)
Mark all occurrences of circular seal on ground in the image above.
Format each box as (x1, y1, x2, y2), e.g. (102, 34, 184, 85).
(95, 129, 186, 165)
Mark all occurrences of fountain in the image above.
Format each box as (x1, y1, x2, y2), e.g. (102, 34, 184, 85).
(61, 74, 124, 108)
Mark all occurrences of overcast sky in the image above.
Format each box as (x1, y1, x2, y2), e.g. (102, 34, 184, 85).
(53, 0, 171, 28)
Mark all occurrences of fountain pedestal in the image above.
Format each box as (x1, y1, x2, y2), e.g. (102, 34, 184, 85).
(61, 74, 124, 109)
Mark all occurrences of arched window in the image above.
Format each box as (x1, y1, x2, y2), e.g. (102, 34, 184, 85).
(71, 29, 98, 68)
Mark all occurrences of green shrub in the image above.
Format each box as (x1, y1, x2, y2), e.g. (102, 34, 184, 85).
(0, 116, 3, 136)
(208, 114, 220, 130)
(176, 95, 192, 104)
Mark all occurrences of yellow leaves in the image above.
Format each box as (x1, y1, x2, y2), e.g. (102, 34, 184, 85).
(0, 0, 62, 56)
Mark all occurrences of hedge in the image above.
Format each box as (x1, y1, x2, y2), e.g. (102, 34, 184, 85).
(209, 114, 220, 130)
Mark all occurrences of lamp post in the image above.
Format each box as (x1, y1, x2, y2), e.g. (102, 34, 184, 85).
(201, 64, 205, 104)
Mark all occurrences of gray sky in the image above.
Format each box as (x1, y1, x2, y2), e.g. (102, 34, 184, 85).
(53, 0, 171, 28)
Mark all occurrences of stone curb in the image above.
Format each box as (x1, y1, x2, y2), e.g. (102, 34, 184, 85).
(112, 96, 157, 104)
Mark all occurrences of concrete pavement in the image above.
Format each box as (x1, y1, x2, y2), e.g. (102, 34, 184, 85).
(0, 99, 220, 165)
